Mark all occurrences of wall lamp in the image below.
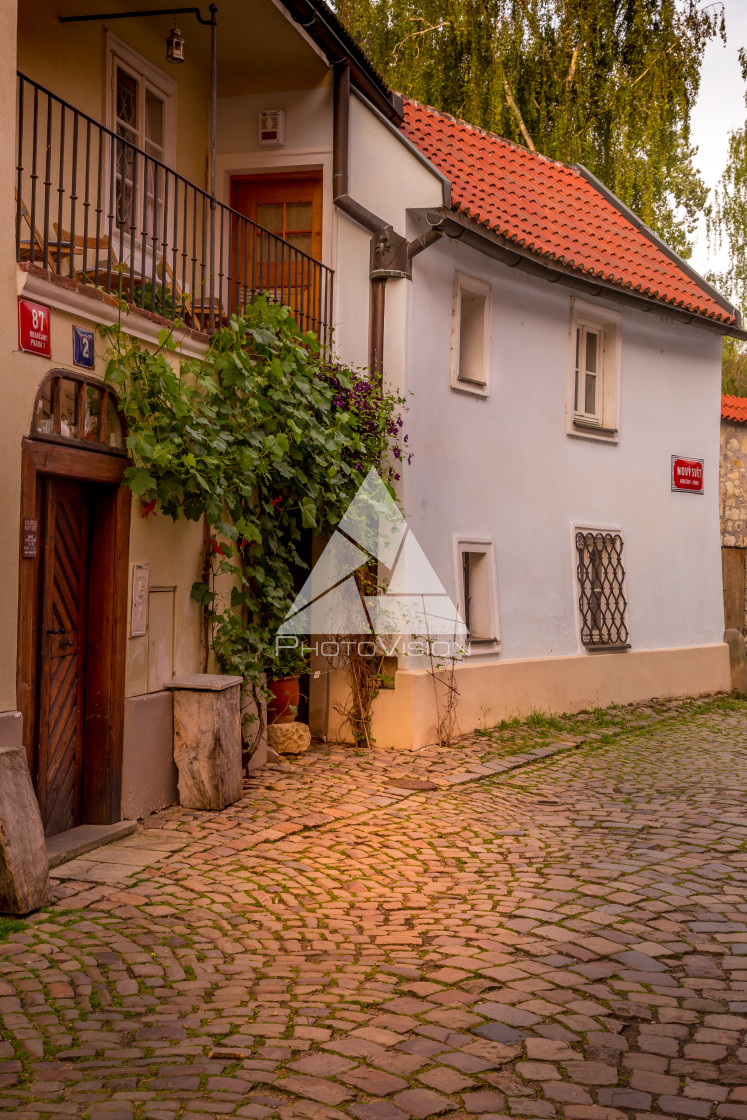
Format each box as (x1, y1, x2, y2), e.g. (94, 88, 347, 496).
(60, 6, 218, 198)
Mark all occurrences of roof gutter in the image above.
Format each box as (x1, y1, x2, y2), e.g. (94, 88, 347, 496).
(411, 208, 747, 341)
(572, 163, 741, 329)
(281, 0, 403, 125)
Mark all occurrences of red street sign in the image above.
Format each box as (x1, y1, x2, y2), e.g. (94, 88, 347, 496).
(18, 298, 51, 357)
(671, 455, 703, 494)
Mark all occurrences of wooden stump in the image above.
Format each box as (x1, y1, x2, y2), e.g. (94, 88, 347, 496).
(165, 675, 243, 810)
(0, 744, 49, 914)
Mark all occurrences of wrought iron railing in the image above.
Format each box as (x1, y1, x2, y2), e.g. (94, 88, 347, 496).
(15, 72, 334, 344)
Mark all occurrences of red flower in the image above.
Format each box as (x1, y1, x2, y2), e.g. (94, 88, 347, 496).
(209, 538, 227, 557)
(141, 498, 157, 518)
(272, 496, 282, 508)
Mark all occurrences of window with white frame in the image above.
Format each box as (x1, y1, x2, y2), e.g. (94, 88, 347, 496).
(451, 273, 491, 394)
(567, 300, 621, 438)
(106, 35, 176, 235)
(454, 538, 499, 648)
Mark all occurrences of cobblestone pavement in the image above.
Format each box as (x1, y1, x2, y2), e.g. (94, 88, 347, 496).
(3, 695, 747, 1120)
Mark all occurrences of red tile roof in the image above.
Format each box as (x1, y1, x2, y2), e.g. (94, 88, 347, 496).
(402, 98, 735, 327)
(722, 394, 747, 422)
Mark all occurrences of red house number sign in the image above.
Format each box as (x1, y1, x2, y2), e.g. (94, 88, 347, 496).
(671, 455, 704, 494)
(18, 298, 51, 357)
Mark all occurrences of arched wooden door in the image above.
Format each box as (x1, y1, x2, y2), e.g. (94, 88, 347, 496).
(18, 372, 131, 836)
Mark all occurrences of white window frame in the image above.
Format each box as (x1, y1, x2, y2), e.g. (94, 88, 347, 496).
(566, 298, 622, 441)
(106, 33, 177, 168)
(453, 536, 500, 653)
(450, 272, 492, 396)
(105, 33, 177, 252)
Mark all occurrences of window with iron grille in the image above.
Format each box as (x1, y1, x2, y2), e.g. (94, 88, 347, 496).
(575, 531, 629, 649)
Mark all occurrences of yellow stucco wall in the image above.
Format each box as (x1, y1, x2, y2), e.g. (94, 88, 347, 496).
(17, 0, 209, 191)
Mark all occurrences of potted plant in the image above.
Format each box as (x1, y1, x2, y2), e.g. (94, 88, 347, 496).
(266, 642, 308, 725)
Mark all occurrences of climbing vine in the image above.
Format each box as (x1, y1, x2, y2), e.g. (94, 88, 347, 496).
(102, 300, 408, 696)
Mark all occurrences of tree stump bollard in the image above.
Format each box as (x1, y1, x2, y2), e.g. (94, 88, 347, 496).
(165, 675, 243, 810)
(0, 739, 49, 914)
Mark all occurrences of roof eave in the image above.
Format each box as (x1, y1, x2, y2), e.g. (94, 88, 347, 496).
(277, 0, 403, 125)
(415, 208, 746, 340)
(572, 163, 740, 327)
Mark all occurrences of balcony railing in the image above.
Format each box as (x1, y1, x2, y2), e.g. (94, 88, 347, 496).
(15, 72, 334, 344)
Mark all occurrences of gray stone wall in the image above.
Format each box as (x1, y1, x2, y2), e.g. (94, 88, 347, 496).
(720, 419, 747, 547)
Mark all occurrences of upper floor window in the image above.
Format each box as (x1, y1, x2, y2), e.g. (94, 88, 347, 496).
(106, 34, 176, 233)
(451, 273, 491, 396)
(567, 299, 621, 440)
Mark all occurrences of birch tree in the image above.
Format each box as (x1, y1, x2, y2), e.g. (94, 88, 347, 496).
(336, 0, 724, 257)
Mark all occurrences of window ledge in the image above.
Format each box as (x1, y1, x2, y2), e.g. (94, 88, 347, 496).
(569, 418, 619, 442)
(465, 638, 500, 655)
(583, 643, 631, 653)
(452, 380, 489, 399)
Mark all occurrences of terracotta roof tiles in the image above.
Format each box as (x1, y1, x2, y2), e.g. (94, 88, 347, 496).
(722, 394, 747, 422)
(402, 98, 735, 326)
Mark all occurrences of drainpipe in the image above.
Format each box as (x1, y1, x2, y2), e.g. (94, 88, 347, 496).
(334, 64, 409, 378)
(333, 68, 459, 378)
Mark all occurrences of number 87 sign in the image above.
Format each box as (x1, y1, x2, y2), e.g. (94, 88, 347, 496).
(18, 298, 51, 358)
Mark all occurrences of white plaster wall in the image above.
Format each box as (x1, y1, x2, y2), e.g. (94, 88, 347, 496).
(402, 236, 725, 660)
(335, 95, 444, 379)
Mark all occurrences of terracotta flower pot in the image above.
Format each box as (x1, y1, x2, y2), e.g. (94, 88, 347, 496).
(267, 676, 300, 724)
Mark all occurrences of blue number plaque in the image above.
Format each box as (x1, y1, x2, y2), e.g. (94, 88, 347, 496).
(72, 325, 95, 369)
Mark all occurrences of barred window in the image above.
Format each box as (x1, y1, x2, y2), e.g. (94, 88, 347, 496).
(575, 531, 629, 649)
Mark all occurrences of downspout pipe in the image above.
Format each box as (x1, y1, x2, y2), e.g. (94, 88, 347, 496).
(333, 67, 455, 377)
(333, 64, 392, 377)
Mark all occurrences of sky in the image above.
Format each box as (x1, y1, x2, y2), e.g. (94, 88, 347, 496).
(689, 0, 747, 279)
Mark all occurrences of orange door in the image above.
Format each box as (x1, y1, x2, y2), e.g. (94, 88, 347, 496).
(230, 173, 323, 331)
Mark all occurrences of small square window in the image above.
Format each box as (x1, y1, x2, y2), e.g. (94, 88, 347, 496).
(451, 273, 491, 395)
(454, 538, 500, 650)
(567, 300, 621, 440)
(575, 529, 630, 649)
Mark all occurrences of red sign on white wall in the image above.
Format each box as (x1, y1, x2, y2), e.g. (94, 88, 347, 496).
(671, 455, 704, 494)
(18, 298, 51, 358)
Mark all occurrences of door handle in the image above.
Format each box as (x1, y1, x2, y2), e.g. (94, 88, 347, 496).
(59, 637, 73, 649)
(47, 627, 64, 635)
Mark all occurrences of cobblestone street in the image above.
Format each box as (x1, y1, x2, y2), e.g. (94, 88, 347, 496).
(3, 696, 747, 1120)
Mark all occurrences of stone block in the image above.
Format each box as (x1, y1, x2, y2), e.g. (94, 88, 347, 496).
(166, 675, 243, 810)
(724, 630, 747, 695)
(0, 743, 49, 914)
(121, 692, 177, 818)
(267, 722, 312, 754)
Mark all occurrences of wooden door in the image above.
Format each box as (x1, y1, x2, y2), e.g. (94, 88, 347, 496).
(230, 173, 322, 329)
(722, 546, 746, 633)
(37, 478, 89, 836)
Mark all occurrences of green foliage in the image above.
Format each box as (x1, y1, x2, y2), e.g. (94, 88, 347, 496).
(708, 48, 747, 392)
(336, 0, 723, 257)
(0, 917, 25, 942)
(721, 337, 747, 397)
(103, 299, 407, 687)
(131, 281, 174, 318)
